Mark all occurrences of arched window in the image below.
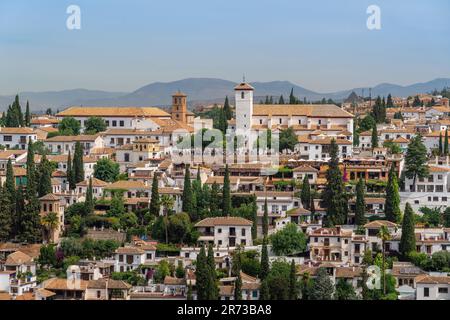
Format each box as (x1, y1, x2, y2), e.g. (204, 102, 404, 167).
(241, 91, 245, 99)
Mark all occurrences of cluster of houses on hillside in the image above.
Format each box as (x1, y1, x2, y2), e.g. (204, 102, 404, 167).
(1, 82, 450, 300)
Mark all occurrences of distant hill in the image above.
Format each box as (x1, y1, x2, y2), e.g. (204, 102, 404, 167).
(1, 77, 449, 112)
(0, 89, 127, 112)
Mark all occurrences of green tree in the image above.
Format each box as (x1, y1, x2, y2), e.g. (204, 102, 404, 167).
(300, 175, 311, 210)
(5, 159, 17, 236)
(25, 101, 31, 127)
(400, 203, 416, 257)
(385, 165, 401, 223)
(445, 130, 449, 155)
(260, 237, 269, 280)
(67, 151, 76, 190)
(371, 123, 378, 149)
(195, 246, 209, 300)
(209, 182, 221, 217)
(288, 260, 298, 300)
(93, 158, 119, 182)
(107, 191, 125, 217)
(289, 88, 296, 104)
(0, 183, 12, 241)
(85, 177, 94, 215)
(270, 223, 307, 255)
(160, 195, 175, 244)
(355, 178, 367, 226)
(37, 154, 53, 197)
(334, 279, 358, 300)
(73, 142, 85, 183)
(279, 127, 297, 152)
(322, 139, 348, 226)
(377, 226, 392, 295)
(59, 117, 81, 135)
(260, 280, 270, 300)
(234, 271, 242, 300)
(84, 117, 107, 134)
(223, 96, 232, 120)
(444, 207, 450, 228)
(404, 135, 429, 188)
(262, 198, 269, 237)
(182, 165, 193, 216)
(149, 173, 160, 216)
(222, 165, 231, 216)
(21, 139, 41, 243)
(206, 244, 219, 299)
(309, 268, 334, 300)
(386, 94, 394, 108)
(251, 197, 258, 240)
(439, 132, 444, 155)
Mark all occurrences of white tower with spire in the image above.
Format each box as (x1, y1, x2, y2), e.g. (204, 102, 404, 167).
(234, 80, 254, 133)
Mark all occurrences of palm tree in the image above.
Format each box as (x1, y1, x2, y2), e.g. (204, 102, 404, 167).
(377, 225, 392, 295)
(160, 195, 175, 244)
(41, 212, 59, 243)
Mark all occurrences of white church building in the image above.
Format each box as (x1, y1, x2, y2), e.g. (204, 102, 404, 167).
(233, 81, 354, 155)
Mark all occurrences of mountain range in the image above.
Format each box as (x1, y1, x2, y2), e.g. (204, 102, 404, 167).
(1, 77, 449, 112)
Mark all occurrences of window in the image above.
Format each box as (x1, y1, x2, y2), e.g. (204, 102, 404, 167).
(119, 255, 124, 262)
(106, 121, 110, 126)
(217, 228, 222, 233)
(218, 240, 222, 245)
(124, 153, 130, 162)
(424, 287, 429, 297)
(3, 136, 12, 142)
(241, 229, 246, 236)
(438, 287, 448, 294)
(436, 185, 444, 192)
(146, 253, 152, 260)
(241, 92, 245, 99)
(112, 120, 117, 127)
(120, 121, 124, 127)
(97, 291, 101, 299)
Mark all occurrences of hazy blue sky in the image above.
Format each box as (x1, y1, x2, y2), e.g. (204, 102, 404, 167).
(0, 0, 449, 94)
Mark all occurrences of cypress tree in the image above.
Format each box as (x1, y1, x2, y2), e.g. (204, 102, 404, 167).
(385, 165, 401, 223)
(234, 272, 242, 300)
(288, 260, 298, 300)
(259, 237, 269, 280)
(400, 203, 416, 256)
(37, 154, 53, 197)
(371, 124, 378, 149)
(223, 96, 232, 120)
(67, 151, 76, 190)
(251, 196, 257, 240)
(21, 139, 41, 243)
(322, 139, 348, 226)
(25, 101, 31, 127)
(262, 198, 269, 237)
(355, 178, 367, 226)
(222, 165, 231, 216)
(85, 177, 94, 215)
(289, 88, 296, 104)
(182, 165, 193, 216)
(445, 130, 449, 155)
(0, 183, 12, 241)
(439, 132, 443, 155)
(195, 246, 208, 300)
(5, 160, 16, 231)
(149, 172, 160, 216)
(279, 95, 285, 105)
(207, 244, 218, 299)
(310, 195, 316, 223)
(301, 175, 311, 210)
(73, 142, 85, 183)
(209, 182, 221, 217)
(260, 280, 270, 300)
